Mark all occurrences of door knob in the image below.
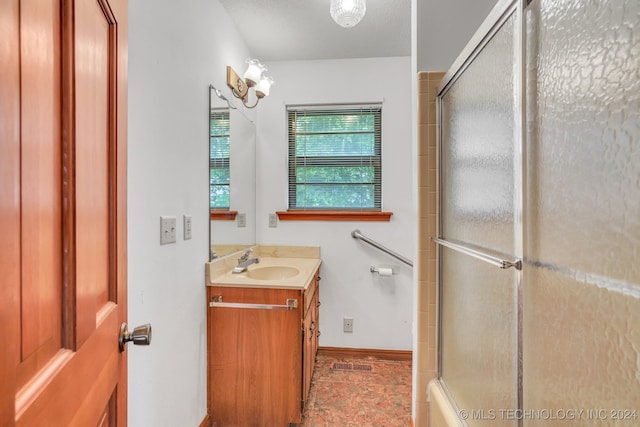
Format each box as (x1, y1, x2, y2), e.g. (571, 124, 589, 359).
(119, 322, 152, 352)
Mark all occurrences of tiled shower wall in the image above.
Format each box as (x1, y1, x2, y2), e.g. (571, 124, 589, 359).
(415, 71, 445, 425)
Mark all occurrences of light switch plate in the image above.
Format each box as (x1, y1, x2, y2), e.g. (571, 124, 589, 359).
(160, 216, 177, 245)
(237, 213, 246, 228)
(268, 213, 278, 228)
(183, 215, 192, 240)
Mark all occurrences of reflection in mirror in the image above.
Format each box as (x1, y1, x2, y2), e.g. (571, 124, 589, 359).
(209, 85, 256, 260)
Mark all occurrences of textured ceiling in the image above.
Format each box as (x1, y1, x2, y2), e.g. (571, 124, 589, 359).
(219, 0, 411, 62)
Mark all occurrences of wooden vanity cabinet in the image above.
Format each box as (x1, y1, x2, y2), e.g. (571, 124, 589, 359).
(207, 267, 320, 426)
(302, 270, 320, 406)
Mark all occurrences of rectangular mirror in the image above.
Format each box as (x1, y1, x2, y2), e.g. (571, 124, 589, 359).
(209, 85, 256, 260)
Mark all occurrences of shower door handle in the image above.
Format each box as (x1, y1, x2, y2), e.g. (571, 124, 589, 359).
(432, 238, 522, 270)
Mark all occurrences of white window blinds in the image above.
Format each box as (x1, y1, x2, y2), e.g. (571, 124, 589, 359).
(210, 109, 230, 210)
(287, 104, 382, 211)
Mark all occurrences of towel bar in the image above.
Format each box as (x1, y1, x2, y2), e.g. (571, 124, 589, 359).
(209, 295, 299, 311)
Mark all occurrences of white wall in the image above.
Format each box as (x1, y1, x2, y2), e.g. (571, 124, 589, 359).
(127, 1, 251, 425)
(416, 0, 497, 71)
(255, 57, 414, 350)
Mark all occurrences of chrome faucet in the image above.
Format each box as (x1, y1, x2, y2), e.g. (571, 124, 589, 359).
(233, 248, 260, 273)
(238, 248, 252, 263)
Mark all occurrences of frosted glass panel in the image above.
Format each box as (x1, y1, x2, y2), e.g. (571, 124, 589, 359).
(524, 0, 640, 424)
(440, 14, 515, 256)
(438, 9, 519, 427)
(441, 250, 517, 427)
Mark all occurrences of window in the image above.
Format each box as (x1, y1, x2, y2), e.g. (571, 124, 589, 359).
(287, 105, 383, 212)
(210, 109, 230, 210)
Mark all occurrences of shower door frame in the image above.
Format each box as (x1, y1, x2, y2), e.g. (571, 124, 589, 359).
(434, 0, 527, 424)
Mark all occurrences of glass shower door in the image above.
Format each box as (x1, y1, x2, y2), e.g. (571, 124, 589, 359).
(523, 0, 640, 424)
(436, 0, 640, 425)
(436, 2, 523, 425)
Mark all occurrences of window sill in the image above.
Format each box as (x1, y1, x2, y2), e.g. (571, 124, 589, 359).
(276, 211, 393, 222)
(210, 210, 238, 221)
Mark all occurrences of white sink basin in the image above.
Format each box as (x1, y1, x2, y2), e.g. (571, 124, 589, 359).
(246, 266, 300, 280)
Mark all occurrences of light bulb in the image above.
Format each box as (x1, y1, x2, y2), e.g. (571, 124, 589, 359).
(255, 76, 274, 98)
(330, 0, 366, 28)
(243, 59, 265, 86)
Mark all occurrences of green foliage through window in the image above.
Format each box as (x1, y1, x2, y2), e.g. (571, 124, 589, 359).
(210, 109, 230, 210)
(288, 106, 382, 210)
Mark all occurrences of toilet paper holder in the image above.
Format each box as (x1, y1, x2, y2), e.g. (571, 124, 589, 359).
(370, 266, 395, 276)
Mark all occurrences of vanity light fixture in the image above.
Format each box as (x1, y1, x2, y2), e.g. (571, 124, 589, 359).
(227, 59, 274, 109)
(330, 0, 366, 28)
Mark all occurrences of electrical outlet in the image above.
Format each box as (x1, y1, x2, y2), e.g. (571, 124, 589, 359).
(343, 317, 354, 333)
(237, 213, 246, 228)
(268, 213, 278, 228)
(160, 216, 177, 245)
(183, 215, 192, 240)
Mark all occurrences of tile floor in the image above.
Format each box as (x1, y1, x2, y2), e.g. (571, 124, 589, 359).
(299, 354, 413, 427)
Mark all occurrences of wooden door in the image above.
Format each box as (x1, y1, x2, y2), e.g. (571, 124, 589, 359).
(0, 0, 129, 425)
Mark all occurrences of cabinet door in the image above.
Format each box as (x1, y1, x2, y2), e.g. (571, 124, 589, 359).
(302, 272, 320, 406)
(311, 288, 320, 367)
(208, 287, 302, 425)
(302, 302, 314, 405)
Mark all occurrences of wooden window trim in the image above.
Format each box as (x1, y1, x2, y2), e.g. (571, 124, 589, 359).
(210, 210, 238, 221)
(276, 210, 393, 222)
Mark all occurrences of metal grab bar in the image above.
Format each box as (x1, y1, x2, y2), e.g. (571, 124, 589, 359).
(209, 295, 298, 311)
(351, 229, 413, 267)
(432, 237, 522, 270)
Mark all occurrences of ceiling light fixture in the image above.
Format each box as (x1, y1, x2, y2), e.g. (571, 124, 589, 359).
(227, 59, 274, 109)
(330, 0, 366, 28)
